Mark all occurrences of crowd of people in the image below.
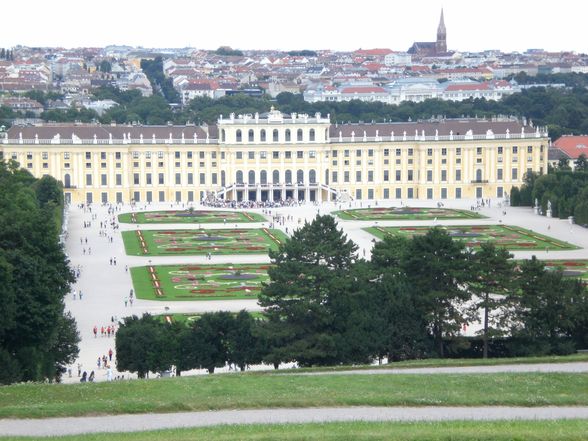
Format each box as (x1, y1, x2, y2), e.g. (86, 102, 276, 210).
(202, 197, 303, 209)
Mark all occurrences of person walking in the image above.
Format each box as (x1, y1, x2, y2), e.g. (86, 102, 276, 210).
(108, 348, 113, 362)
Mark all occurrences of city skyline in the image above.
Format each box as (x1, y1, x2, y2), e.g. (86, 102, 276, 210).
(4, 0, 588, 54)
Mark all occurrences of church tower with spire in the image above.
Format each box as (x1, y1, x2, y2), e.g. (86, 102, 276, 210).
(436, 8, 447, 54)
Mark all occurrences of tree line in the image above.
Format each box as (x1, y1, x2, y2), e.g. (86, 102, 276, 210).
(0, 48, 14, 60)
(140, 57, 180, 103)
(115, 216, 588, 377)
(511, 165, 588, 225)
(0, 161, 79, 384)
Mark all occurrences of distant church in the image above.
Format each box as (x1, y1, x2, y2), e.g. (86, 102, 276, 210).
(408, 9, 447, 57)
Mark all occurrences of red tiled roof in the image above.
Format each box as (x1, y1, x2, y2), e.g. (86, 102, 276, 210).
(553, 136, 588, 159)
(363, 63, 385, 71)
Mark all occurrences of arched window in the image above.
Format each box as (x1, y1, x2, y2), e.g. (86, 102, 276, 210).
(273, 129, 279, 142)
(248, 170, 255, 185)
(297, 169, 304, 184)
(272, 170, 280, 184)
(221, 129, 226, 142)
(325, 128, 329, 141)
(285, 170, 292, 184)
(248, 129, 254, 142)
(297, 129, 303, 141)
(260, 170, 267, 184)
(309, 169, 316, 184)
(221, 170, 226, 186)
(64, 173, 71, 188)
(236, 129, 242, 143)
(236, 170, 243, 184)
(260, 129, 266, 142)
(285, 129, 291, 142)
(476, 169, 482, 181)
(309, 129, 315, 141)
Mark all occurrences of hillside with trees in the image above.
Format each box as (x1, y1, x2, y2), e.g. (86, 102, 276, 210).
(2, 73, 588, 139)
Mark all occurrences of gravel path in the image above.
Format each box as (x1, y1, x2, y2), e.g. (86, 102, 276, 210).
(2, 406, 588, 437)
(294, 362, 588, 376)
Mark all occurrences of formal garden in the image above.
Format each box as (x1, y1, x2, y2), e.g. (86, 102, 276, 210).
(122, 228, 287, 256)
(131, 264, 270, 301)
(118, 209, 265, 224)
(159, 311, 266, 323)
(334, 207, 484, 221)
(365, 224, 578, 251)
(543, 260, 588, 280)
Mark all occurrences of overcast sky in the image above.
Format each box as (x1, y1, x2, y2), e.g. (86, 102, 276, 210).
(4, 0, 587, 54)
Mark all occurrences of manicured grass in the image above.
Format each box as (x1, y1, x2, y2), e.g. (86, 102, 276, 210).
(365, 224, 579, 250)
(544, 259, 588, 280)
(0, 373, 587, 419)
(283, 353, 588, 374)
(334, 207, 484, 221)
(122, 228, 287, 256)
(158, 311, 266, 324)
(131, 264, 270, 301)
(5, 420, 588, 441)
(118, 210, 266, 224)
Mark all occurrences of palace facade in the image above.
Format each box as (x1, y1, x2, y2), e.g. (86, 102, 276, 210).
(0, 108, 548, 204)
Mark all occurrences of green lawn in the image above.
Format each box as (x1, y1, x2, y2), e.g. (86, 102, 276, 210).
(334, 207, 484, 221)
(282, 353, 588, 374)
(5, 420, 588, 441)
(131, 264, 270, 301)
(0, 373, 586, 419)
(118, 210, 266, 224)
(543, 260, 588, 280)
(122, 228, 287, 256)
(158, 311, 266, 324)
(365, 225, 579, 251)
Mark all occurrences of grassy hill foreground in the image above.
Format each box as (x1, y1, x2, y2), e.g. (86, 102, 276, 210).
(0, 370, 587, 419)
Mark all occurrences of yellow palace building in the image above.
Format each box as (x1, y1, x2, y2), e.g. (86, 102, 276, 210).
(0, 108, 548, 204)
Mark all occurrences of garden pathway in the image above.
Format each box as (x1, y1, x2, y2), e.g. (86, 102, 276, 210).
(2, 406, 588, 436)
